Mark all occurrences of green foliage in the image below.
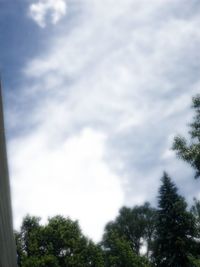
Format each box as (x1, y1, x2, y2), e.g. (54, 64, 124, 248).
(188, 255, 200, 267)
(102, 203, 156, 258)
(191, 198, 200, 234)
(139, 202, 157, 258)
(102, 204, 155, 267)
(189, 198, 200, 261)
(172, 94, 200, 178)
(21, 255, 59, 267)
(16, 215, 104, 267)
(153, 172, 195, 267)
(102, 229, 151, 267)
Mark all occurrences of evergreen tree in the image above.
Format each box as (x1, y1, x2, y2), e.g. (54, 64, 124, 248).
(190, 199, 200, 263)
(172, 95, 200, 178)
(191, 198, 200, 237)
(153, 172, 195, 267)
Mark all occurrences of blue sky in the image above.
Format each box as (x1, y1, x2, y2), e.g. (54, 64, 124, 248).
(1, 0, 200, 241)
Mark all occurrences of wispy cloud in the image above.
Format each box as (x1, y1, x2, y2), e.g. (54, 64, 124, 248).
(7, 0, 200, 240)
(29, 0, 67, 27)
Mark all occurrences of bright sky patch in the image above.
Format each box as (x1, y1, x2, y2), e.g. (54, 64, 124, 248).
(29, 0, 67, 27)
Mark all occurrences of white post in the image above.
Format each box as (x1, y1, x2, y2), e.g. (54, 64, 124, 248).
(0, 80, 18, 267)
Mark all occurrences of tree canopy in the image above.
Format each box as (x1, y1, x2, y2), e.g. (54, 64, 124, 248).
(15, 215, 104, 267)
(15, 173, 200, 267)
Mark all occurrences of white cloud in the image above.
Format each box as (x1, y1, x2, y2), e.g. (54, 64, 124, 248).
(8, 0, 200, 240)
(10, 128, 123, 241)
(29, 0, 67, 27)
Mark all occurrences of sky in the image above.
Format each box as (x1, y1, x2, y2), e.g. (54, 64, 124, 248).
(1, 0, 200, 242)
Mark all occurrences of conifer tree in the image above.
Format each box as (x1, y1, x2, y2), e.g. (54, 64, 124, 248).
(153, 172, 195, 267)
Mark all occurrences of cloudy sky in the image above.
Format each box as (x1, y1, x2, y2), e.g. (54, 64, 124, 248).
(1, 0, 200, 241)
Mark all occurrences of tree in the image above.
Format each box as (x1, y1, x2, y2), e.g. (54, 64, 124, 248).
(172, 95, 200, 178)
(137, 203, 157, 259)
(190, 198, 200, 262)
(115, 206, 146, 254)
(102, 204, 156, 257)
(153, 172, 195, 267)
(43, 215, 104, 267)
(20, 215, 42, 257)
(15, 231, 24, 267)
(15, 215, 60, 267)
(102, 226, 151, 267)
(15, 215, 104, 267)
(101, 204, 156, 267)
(191, 198, 200, 237)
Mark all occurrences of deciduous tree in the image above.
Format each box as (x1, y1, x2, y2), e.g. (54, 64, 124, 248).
(173, 95, 200, 178)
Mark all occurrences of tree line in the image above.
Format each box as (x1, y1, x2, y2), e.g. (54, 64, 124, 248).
(15, 94, 200, 267)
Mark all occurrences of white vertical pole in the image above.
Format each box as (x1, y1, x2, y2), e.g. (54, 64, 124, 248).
(0, 80, 18, 267)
